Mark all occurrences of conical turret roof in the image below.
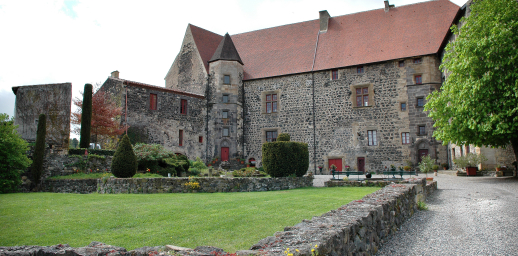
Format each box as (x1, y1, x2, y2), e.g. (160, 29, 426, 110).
(209, 33, 244, 65)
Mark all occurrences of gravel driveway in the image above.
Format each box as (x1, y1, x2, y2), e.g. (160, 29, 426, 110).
(376, 173, 518, 256)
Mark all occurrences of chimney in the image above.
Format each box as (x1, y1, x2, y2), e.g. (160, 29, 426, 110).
(111, 70, 119, 78)
(319, 10, 330, 32)
(384, 1, 395, 12)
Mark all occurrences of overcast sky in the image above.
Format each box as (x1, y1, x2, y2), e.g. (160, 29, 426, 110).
(0, 0, 466, 123)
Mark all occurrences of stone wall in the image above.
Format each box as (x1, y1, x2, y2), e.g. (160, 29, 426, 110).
(100, 77, 206, 159)
(12, 83, 72, 153)
(98, 177, 313, 194)
(42, 179, 98, 194)
(243, 55, 448, 173)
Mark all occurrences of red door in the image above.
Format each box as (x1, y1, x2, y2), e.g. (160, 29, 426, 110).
(418, 149, 429, 164)
(328, 159, 342, 172)
(221, 147, 229, 162)
(357, 157, 365, 173)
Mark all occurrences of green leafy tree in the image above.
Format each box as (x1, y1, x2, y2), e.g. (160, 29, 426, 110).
(426, 0, 518, 164)
(79, 83, 93, 148)
(32, 113, 46, 187)
(111, 134, 137, 178)
(0, 114, 32, 193)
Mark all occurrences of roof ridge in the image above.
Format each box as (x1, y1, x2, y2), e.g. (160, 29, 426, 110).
(118, 78, 205, 99)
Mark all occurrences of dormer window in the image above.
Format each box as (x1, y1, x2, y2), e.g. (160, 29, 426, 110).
(223, 75, 230, 85)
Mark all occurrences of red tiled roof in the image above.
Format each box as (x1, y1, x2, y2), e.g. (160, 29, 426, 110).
(187, 0, 460, 81)
(122, 79, 205, 99)
(189, 24, 223, 73)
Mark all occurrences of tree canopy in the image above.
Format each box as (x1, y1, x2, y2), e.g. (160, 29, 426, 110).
(426, 0, 518, 160)
(0, 114, 32, 193)
(72, 86, 124, 148)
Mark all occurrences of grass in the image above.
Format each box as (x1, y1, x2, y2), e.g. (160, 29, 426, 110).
(0, 187, 379, 252)
(48, 172, 163, 180)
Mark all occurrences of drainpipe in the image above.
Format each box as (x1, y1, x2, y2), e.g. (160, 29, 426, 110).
(311, 30, 321, 174)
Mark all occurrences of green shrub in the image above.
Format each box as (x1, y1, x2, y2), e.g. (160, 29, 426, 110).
(0, 114, 32, 193)
(32, 114, 46, 186)
(79, 84, 93, 148)
(277, 133, 290, 141)
(262, 136, 309, 177)
(111, 134, 137, 178)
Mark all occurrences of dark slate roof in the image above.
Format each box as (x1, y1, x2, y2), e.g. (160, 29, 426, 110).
(117, 78, 205, 99)
(209, 33, 244, 65)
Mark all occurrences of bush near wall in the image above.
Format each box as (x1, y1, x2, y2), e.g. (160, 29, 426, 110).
(68, 148, 115, 156)
(262, 140, 309, 177)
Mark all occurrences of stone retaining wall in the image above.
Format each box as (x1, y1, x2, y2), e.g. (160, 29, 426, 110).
(98, 177, 313, 194)
(42, 179, 98, 194)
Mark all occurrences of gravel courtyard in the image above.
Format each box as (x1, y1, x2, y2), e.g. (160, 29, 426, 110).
(376, 173, 518, 256)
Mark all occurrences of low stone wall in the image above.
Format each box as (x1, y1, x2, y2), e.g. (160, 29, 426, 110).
(42, 179, 98, 194)
(235, 180, 435, 255)
(98, 177, 313, 194)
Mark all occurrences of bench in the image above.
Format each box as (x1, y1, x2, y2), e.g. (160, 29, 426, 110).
(332, 170, 365, 180)
(382, 171, 417, 180)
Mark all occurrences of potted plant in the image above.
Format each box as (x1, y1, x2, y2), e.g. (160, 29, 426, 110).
(495, 164, 506, 172)
(317, 165, 323, 174)
(454, 153, 487, 176)
(403, 166, 412, 171)
(441, 163, 449, 170)
(330, 164, 337, 174)
(418, 155, 434, 180)
(432, 164, 439, 176)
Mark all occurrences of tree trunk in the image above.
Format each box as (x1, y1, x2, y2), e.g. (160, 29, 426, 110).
(511, 138, 518, 177)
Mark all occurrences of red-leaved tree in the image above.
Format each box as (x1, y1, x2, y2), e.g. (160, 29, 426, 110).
(72, 89, 124, 148)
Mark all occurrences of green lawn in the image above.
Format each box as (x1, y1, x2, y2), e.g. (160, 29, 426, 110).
(0, 187, 379, 252)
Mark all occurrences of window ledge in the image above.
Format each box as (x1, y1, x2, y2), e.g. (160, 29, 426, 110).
(261, 112, 279, 115)
(353, 105, 373, 109)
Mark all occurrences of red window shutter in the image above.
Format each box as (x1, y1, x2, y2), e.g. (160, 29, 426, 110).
(181, 99, 187, 114)
(199, 136, 203, 143)
(179, 130, 183, 146)
(150, 94, 157, 110)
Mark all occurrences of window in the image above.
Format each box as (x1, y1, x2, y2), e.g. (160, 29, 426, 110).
(179, 130, 183, 146)
(223, 128, 229, 137)
(150, 94, 157, 110)
(223, 75, 230, 85)
(413, 58, 422, 64)
(398, 60, 405, 67)
(415, 75, 422, 84)
(401, 102, 407, 111)
(419, 126, 426, 135)
(356, 87, 369, 107)
(266, 94, 278, 113)
(357, 66, 364, 73)
(266, 131, 277, 142)
(180, 99, 187, 114)
(465, 145, 470, 154)
(222, 111, 228, 119)
(368, 130, 377, 146)
(417, 97, 425, 107)
(452, 148, 456, 159)
(199, 136, 203, 143)
(331, 69, 338, 80)
(402, 132, 410, 144)
(222, 95, 229, 103)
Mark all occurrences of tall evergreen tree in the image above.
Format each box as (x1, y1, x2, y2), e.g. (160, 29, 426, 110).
(111, 134, 137, 178)
(32, 113, 46, 187)
(79, 83, 93, 148)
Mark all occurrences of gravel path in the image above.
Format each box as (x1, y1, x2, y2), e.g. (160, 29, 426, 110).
(376, 174, 518, 256)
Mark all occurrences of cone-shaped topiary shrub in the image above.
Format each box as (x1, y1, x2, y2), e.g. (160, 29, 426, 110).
(262, 133, 309, 177)
(277, 133, 290, 141)
(79, 83, 93, 148)
(32, 113, 46, 186)
(111, 134, 137, 178)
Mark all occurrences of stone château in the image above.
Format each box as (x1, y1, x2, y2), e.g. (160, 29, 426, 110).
(98, 0, 463, 173)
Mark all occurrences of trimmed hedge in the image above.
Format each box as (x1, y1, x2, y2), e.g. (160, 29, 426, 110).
(111, 135, 137, 178)
(262, 140, 309, 177)
(277, 133, 291, 141)
(68, 148, 115, 156)
(79, 84, 93, 148)
(32, 114, 46, 186)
